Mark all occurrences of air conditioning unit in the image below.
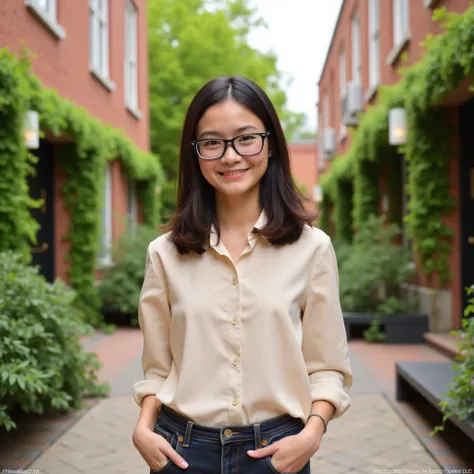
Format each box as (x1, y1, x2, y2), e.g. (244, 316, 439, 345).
(323, 128, 336, 158)
(341, 82, 363, 126)
(424, 0, 439, 7)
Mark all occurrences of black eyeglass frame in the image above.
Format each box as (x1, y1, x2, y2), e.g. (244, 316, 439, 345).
(191, 132, 271, 160)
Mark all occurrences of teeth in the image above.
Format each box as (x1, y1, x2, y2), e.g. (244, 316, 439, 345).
(223, 170, 246, 176)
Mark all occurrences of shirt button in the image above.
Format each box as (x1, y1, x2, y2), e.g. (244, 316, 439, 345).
(233, 359, 239, 366)
(232, 399, 239, 406)
(231, 318, 238, 325)
(232, 277, 238, 285)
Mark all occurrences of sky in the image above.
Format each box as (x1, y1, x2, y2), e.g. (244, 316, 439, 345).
(247, 0, 343, 131)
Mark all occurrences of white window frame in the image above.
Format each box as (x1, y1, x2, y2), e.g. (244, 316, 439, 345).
(90, 0, 115, 90)
(127, 180, 138, 235)
(339, 49, 347, 137)
(33, 0, 56, 19)
(351, 12, 362, 86)
(368, 0, 380, 89)
(393, 0, 409, 48)
(99, 163, 113, 265)
(125, 1, 141, 117)
(25, 0, 65, 39)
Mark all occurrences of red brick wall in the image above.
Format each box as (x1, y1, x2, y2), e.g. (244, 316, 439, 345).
(318, 0, 472, 328)
(0, 0, 149, 152)
(289, 142, 318, 206)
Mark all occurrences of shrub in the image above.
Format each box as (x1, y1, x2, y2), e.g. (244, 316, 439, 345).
(336, 215, 415, 314)
(0, 251, 109, 431)
(98, 224, 160, 324)
(432, 285, 474, 435)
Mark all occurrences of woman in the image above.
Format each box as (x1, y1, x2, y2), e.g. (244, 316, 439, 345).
(132, 76, 352, 474)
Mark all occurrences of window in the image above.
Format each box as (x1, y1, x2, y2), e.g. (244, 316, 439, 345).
(25, 0, 65, 39)
(31, 0, 56, 19)
(368, 0, 380, 88)
(339, 49, 347, 136)
(127, 180, 138, 235)
(99, 163, 113, 265)
(351, 12, 361, 86)
(125, 1, 139, 111)
(393, 0, 409, 47)
(90, 0, 110, 80)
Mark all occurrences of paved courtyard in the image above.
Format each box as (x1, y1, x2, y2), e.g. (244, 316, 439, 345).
(1, 328, 471, 473)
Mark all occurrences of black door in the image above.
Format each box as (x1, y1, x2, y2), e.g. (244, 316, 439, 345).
(459, 98, 474, 317)
(28, 140, 55, 282)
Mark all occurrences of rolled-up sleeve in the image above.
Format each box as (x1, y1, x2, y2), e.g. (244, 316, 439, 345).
(132, 243, 172, 406)
(302, 237, 353, 419)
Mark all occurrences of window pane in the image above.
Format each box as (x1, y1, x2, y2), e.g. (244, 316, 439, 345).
(90, 8, 97, 70)
(125, 1, 138, 108)
(351, 14, 361, 85)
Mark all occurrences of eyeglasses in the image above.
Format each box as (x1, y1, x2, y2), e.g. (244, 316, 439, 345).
(191, 132, 270, 160)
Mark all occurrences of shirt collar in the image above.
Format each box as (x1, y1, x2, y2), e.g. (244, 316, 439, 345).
(209, 209, 268, 250)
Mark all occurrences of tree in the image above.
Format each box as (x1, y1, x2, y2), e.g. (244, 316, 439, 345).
(148, 0, 305, 214)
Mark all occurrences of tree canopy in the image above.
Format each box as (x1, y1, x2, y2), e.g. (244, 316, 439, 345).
(148, 0, 305, 213)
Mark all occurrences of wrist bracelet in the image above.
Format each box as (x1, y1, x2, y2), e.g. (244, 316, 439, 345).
(307, 413, 327, 433)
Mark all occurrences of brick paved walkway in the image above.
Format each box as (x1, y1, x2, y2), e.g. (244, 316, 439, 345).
(1, 328, 471, 473)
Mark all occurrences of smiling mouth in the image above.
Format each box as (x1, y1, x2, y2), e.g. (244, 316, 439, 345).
(218, 169, 249, 176)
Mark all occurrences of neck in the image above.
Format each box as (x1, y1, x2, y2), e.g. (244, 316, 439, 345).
(215, 189, 261, 233)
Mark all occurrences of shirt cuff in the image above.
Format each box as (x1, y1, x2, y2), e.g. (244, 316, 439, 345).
(309, 371, 352, 419)
(133, 378, 165, 406)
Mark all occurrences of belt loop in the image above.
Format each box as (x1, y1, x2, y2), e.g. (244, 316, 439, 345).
(183, 421, 194, 448)
(253, 423, 261, 450)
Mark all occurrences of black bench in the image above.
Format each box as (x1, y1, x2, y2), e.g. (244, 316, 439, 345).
(396, 361, 474, 442)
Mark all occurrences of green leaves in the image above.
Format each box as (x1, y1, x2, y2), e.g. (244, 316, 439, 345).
(335, 215, 416, 315)
(98, 224, 161, 321)
(432, 285, 474, 434)
(319, 4, 474, 288)
(148, 0, 303, 211)
(0, 47, 165, 326)
(0, 251, 109, 431)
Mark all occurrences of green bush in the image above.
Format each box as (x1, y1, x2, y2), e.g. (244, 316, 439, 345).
(99, 224, 160, 324)
(336, 215, 415, 314)
(0, 251, 109, 431)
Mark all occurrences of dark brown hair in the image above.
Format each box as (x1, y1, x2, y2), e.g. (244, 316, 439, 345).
(163, 76, 318, 255)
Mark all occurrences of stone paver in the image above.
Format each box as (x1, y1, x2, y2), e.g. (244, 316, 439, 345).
(3, 329, 471, 472)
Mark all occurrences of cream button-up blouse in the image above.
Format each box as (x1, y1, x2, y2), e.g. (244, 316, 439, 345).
(133, 212, 353, 427)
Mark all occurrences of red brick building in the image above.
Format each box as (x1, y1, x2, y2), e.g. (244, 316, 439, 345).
(288, 140, 321, 211)
(317, 0, 473, 331)
(0, 0, 149, 282)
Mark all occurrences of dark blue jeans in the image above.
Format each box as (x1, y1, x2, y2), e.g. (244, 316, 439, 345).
(151, 405, 311, 474)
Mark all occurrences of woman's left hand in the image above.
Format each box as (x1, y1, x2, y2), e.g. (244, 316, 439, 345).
(247, 429, 321, 473)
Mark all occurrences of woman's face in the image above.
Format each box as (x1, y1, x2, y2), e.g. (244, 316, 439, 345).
(195, 98, 270, 200)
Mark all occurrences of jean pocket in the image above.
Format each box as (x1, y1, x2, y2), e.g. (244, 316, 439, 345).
(150, 423, 182, 473)
(262, 423, 305, 474)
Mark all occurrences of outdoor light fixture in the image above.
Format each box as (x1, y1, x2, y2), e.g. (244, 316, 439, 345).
(24, 110, 39, 149)
(389, 107, 407, 145)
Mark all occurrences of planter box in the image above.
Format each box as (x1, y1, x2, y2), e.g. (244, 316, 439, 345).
(101, 306, 134, 326)
(383, 313, 429, 344)
(343, 312, 429, 344)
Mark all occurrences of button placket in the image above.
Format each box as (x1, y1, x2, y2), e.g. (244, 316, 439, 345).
(227, 262, 242, 421)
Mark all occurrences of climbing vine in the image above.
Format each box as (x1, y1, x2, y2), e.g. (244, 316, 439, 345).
(0, 48, 164, 325)
(318, 5, 474, 287)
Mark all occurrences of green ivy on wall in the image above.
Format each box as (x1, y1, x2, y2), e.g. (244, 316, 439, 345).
(318, 4, 474, 287)
(0, 49, 164, 325)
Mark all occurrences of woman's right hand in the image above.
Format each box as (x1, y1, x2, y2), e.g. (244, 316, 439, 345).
(132, 424, 189, 471)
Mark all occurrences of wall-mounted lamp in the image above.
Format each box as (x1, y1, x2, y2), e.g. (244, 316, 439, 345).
(312, 185, 323, 203)
(388, 107, 407, 145)
(24, 110, 39, 149)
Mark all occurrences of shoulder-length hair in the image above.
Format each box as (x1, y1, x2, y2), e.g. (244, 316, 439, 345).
(163, 76, 318, 255)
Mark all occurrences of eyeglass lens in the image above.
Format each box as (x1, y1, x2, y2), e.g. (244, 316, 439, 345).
(197, 134, 264, 159)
